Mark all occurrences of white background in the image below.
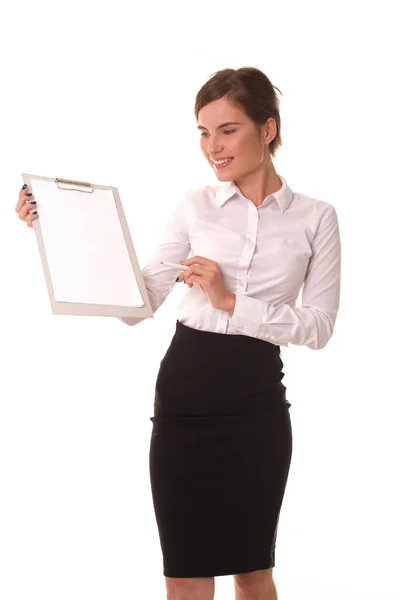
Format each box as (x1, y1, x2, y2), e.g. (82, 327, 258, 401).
(1, 1, 399, 598)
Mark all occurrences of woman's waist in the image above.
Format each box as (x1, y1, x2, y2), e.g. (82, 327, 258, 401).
(174, 318, 280, 354)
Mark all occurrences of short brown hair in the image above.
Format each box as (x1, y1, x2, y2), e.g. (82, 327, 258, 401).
(194, 67, 283, 158)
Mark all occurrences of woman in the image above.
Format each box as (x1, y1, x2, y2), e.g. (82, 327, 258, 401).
(16, 67, 341, 600)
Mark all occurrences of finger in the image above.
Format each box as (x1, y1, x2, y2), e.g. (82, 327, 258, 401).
(177, 267, 191, 283)
(183, 256, 215, 267)
(26, 211, 39, 227)
(16, 196, 36, 221)
(184, 277, 194, 288)
(181, 265, 206, 281)
(16, 185, 33, 213)
(18, 201, 36, 221)
(185, 273, 202, 287)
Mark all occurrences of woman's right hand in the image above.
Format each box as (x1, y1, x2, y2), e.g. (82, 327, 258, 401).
(15, 184, 38, 228)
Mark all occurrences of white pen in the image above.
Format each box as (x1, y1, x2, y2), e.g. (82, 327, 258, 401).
(160, 261, 190, 270)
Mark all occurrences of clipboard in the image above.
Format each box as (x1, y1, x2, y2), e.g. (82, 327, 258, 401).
(22, 173, 154, 320)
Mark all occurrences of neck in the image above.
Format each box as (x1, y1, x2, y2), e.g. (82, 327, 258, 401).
(233, 160, 282, 207)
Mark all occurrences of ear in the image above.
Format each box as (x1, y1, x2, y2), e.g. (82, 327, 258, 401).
(264, 117, 277, 146)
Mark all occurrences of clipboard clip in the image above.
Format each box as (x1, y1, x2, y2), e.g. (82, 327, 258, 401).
(56, 178, 94, 193)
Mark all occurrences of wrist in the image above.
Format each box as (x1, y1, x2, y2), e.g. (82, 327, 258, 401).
(221, 292, 236, 317)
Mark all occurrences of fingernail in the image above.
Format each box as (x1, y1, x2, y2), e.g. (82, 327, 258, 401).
(175, 277, 180, 282)
(22, 184, 27, 190)
(26, 193, 32, 196)
(32, 211, 37, 214)
(29, 201, 36, 204)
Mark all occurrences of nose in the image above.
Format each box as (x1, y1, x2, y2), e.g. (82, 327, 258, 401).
(207, 135, 223, 156)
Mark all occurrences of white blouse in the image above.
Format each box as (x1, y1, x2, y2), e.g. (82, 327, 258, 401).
(118, 175, 341, 350)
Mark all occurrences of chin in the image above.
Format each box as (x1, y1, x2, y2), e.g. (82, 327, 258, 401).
(212, 165, 234, 180)
(215, 170, 232, 180)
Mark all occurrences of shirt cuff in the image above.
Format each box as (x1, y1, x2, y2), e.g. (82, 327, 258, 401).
(227, 293, 266, 337)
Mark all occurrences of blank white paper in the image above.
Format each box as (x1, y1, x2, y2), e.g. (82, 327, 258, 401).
(32, 179, 144, 307)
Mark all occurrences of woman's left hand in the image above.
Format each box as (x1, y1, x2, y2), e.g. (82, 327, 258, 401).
(177, 255, 233, 311)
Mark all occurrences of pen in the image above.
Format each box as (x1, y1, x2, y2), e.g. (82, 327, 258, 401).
(160, 261, 190, 270)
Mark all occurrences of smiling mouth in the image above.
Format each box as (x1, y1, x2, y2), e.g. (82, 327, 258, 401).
(213, 157, 234, 169)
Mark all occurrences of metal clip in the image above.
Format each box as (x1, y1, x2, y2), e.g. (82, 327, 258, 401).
(55, 178, 94, 193)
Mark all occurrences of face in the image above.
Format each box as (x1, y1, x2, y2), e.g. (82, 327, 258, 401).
(197, 95, 275, 181)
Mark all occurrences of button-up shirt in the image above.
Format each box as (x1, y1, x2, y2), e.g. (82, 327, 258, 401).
(118, 175, 341, 350)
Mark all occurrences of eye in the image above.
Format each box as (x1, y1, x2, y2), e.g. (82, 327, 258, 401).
(200, 129, 236, 137)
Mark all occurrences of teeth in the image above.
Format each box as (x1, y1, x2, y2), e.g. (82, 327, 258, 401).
(214, 158, 233, 165)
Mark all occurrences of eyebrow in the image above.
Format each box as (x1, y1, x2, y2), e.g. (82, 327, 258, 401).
(197, 121, 242, 131)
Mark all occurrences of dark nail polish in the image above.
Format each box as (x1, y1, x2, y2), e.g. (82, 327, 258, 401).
(175, 277, 179, 282)
(32, 211, 37, 214)
(29, 201, 36, 204)
(22, 184, 27, 190)
(26, 193, 32, 196)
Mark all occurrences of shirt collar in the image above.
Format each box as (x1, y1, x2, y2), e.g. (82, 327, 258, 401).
(215, 174, 293, 214)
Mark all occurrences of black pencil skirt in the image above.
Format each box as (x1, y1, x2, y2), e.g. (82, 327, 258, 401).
(149, 320, 292, 578)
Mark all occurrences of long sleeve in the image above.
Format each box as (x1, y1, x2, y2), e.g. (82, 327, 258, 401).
(227, 205, 341, 350)
(117, 194, 191, 326)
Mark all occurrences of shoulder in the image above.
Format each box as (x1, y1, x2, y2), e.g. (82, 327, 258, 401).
(293, 190, 336, 212)
(291, 190, 339, 225)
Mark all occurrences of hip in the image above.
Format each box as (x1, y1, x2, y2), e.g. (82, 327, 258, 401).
(153, 320, 290, 417)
